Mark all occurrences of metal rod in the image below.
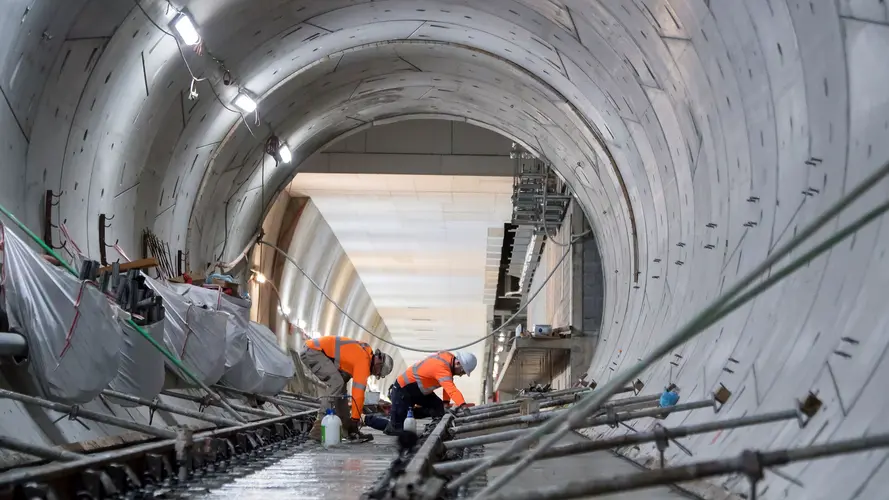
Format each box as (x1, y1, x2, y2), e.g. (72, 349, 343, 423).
(102, 389, 241, 427)
(160, 390, 280, 419)
(0, 435, 83, 462)
(279, 390, 321, 404)
(436, 409, 799, 475)
(444, 400, 714, 450)
(0, 411, 315, 486)
(0, 332, 27, 357)
(453, 395, 660, 432)
(0, 388, 175, 439)
(455, 395, 581, 422)
(213, 385, 317, 411)
(482, 432, 889, 500)
(463, 388, 591, 414)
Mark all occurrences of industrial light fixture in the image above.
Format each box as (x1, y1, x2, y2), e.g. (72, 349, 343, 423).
(278, 143, 292, 164)
(253, 271, 267, 284)
(170, 11, 201, 46)
(279, 305, 291, 316)
(233, 91, 257, 113)
(518, 233, 538, 292)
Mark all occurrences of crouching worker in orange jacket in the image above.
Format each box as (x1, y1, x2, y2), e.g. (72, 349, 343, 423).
(383, 351, 476, 435)
(300, 336, 394, 443)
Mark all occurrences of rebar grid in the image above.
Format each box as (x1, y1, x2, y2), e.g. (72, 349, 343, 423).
(456, 158, 889, 497)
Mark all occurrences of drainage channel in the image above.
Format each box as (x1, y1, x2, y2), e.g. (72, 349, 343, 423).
(180, 431, 398, 500)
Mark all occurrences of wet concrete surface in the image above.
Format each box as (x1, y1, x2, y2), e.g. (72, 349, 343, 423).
(187, 431, 398, 500)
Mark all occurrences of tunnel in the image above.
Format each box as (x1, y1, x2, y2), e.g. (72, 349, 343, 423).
(0, 1, 888, 499)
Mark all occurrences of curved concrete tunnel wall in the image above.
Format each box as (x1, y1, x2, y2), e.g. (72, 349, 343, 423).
(274, 199, 407, 393)
(0, 1, 888, 498)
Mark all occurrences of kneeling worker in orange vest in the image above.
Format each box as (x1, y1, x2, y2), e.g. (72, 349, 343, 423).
(383, 350, 476, 434)
(301, 336, 394, 443)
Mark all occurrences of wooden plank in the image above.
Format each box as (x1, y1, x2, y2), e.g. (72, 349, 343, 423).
(98, 258, 158, 274)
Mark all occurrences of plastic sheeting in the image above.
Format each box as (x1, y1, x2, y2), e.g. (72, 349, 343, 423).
(171, 285, 249, 369)
(107, 319, 165, 405)
(0, 226, 122, 404)
(221, 321, 295, 395)
(144, 278, 227, 386)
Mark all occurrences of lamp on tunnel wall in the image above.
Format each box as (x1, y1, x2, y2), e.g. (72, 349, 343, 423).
(170, 10, 201, 46)
(265, 135, 292, 164)
(232, 91, 258, 114)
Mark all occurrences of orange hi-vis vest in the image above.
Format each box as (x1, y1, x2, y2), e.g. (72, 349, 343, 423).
(396, 351, 466, 406)
(305, 336, 373, 419)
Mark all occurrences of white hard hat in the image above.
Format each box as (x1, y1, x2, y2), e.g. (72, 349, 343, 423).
(454, 351, 477, 376)
(380, 353, 394, 378)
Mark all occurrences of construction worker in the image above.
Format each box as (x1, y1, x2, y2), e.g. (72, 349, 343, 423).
(301, 336, 394, 443)
(384, 351, 477, 434)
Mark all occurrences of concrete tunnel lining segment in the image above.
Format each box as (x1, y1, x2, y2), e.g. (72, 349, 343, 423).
(1, 0, 888, 497)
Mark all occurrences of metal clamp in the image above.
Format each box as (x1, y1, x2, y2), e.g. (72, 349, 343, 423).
(53, 405, 91, 431)
(653, 424, 669, 468)
(738, 450, 765, 500)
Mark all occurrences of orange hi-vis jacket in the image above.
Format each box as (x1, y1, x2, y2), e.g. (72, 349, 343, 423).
(396, 351, 466, 406)
(305, 336, 373, 419)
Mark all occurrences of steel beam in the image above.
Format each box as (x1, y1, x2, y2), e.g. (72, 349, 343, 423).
(444, 399, 715, 450)
(393, 414, 455, 499)
(436, 408, 801, 475)
(102, 389, 241, 427)
(482, 432, 889, 500)
(160, 390, 281, 419)
(0, 388, 175, 439)
(453, 394, 660, 432)
(0, 436, 83, 462)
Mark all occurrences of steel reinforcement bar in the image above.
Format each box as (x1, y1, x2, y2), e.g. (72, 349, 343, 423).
(0, 411, 316, 499)
(481, 432, 889, 500)
(444, 399, 716, 450)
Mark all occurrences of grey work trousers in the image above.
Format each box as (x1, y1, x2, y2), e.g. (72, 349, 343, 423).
(300, 348, 352, 418)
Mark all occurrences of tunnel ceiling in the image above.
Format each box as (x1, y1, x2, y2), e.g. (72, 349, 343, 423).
(4, 0, 889, 497)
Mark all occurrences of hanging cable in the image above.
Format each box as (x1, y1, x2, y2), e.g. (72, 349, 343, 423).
(456, 157, 889, 496)
(257, 229, 589, 353)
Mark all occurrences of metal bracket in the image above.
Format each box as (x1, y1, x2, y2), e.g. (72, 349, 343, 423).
(713, 383, 732, 412)
(653, 425, 669, 468)
(633, 379, 645, 395)
(738, 450, 765, 500)
(98, 213, 116, 267)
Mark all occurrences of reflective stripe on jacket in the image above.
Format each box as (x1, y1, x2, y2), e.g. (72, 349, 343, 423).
(396, 351, 466, 406)
(305, 336, 373, 419)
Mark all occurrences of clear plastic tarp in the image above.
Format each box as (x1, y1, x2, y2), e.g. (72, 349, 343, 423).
(221, 321, 295, 395)
(0, 226, 122, 404)
(170, 285, 249, 369)
(143, 277, 227, 386)
(107, 318, 165, 404)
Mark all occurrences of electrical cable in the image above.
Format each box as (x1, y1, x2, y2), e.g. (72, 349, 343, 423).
(257, 230, 589, 353)
(457, 157, 889, 497)
(133, 0, 256, 134)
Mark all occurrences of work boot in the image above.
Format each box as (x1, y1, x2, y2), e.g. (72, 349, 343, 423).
(343, 417, 374, 443)
(308, 418, 322, 442)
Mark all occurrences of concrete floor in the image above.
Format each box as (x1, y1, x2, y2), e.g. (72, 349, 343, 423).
(185, 429, 692, 499)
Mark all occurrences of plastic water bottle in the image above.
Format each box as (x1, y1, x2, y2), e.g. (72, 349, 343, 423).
(403, 409, 417, 434)
(322, 409, 342, 447)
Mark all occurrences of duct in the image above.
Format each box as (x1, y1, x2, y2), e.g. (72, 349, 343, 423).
(0, 226, 121, 404)
(220, 321, 295, 396)
(105, 319, 165, 405)
(171, 284, 250, 369)
(143, 278, 227, 386)
(0, 332, 27, 358)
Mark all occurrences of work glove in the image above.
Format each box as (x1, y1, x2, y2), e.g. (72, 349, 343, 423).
(448, 404, 467, 417)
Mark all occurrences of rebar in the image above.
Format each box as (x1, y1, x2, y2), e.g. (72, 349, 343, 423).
(0, 435, 83, 462)
(444, 399, 714, 450)
(102, 389, 241, 427)
(279, 390, 321, 404)
(0, 388, 175, 439)
(213, 385, 318, 411)
(436, 408, 800, 475)
(462, 388, 593, 414)
(160, 390, 280, 419)
(481, 432, 889, 500)
(453, 394, 660, 432)
(465, 158, 889, 497)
